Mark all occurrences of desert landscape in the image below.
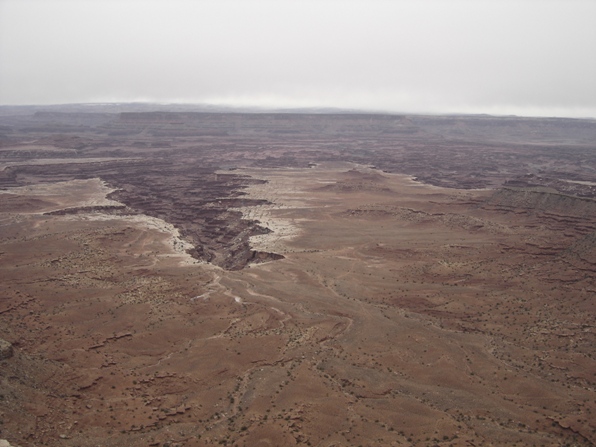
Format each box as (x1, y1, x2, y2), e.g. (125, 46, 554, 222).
(0, 106, 595, 447)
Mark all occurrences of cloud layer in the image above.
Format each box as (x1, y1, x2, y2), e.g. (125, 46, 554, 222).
(1, 0, 595, 117)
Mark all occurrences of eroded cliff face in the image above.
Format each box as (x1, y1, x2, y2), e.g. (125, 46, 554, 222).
(102, 169, 286, 270)
(0, 159, 285, 270)
(484, 187, 596, 234)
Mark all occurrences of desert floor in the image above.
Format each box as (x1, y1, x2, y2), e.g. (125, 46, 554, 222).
(1, 162, 595, 446)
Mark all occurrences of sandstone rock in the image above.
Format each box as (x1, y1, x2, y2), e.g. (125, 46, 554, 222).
(0, 339, 13, 359)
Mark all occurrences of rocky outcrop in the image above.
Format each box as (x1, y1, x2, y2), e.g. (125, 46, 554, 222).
(0, 339, 13, 359)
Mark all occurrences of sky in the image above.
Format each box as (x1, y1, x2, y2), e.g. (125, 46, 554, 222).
(1, 0, 595, 118)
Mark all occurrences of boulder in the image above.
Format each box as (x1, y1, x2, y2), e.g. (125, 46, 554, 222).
(0, 339, 13, 360)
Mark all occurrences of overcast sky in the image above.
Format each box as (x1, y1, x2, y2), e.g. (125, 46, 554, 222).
(1, 0, 595, 117)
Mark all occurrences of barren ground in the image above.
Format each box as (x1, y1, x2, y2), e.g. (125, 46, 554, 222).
(0, 108, 595, 447)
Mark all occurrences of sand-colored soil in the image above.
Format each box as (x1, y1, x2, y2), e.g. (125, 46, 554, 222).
(1, 162, 595, 447)
(0, 157, 137, 171)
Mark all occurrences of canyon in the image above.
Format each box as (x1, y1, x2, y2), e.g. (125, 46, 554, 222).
(0, 105, 595, 446)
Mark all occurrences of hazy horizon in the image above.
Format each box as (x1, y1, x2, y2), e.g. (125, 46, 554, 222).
(1, 0, 595, 119)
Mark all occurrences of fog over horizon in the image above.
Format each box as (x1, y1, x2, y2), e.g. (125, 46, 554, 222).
(1, 0, 595, 118)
